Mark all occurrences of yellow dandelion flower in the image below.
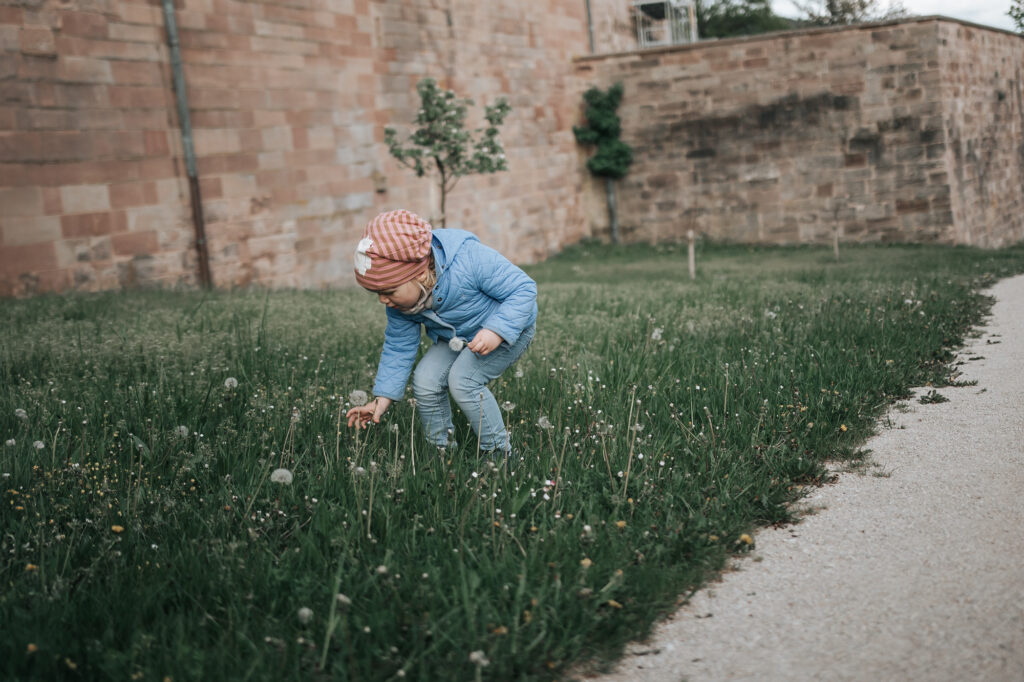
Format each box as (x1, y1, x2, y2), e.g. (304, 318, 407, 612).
(580, 557, 592, 569)
(840, 424, 848, 432)
(606, 599, 623, 609)
(615, 520, 627, 529)
(738, 534, 753, 545)
(111, 525, 124, 534)
(26, 643, 37, 654)
(65, 658, 78, 670)
(25, 563, 38, 572)
(708, 534, 719, 542)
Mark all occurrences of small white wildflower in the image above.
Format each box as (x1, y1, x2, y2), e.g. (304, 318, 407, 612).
(348, 390, 368, 406)
(537, 416, 553, 430)
(291, 408, 301, 423)
(651, 327, 663, 341)
(352, 466, 367, 478)
(33, 440, 45, 450)
(448, 337, 466, 352)
(336, 593, 352, 609)
(224, 377, 238, 389)
(175, 425, 189, 438)
(500, 401, 516, 412)
(297, 607, 313, 625)
(764, 310, 777, 320)
(5, 439, 14, 447)
(14, 408, 28, 420)
(270, 468, 293, 485)
(376, 565, 388, 575)
(904, 298, 914, 305)
(468, 650, 490, 667)
(514, 367, 524, 378)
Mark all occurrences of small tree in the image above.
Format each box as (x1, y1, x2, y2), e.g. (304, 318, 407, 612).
(1010, 0, 1024, 33)
(574, 83, 633, 244)
(792, 0, 907, 25)
(384, 78, 511, 227)
(696, 0, 794, 38)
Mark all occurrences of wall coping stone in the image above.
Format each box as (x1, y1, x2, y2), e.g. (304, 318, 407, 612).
(574, 15, 1024, 63)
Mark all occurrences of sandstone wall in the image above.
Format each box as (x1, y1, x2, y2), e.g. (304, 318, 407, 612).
(576, 17, 1024, 247)
(0, 0, 592, 296)
(939, 22, 1024, 247)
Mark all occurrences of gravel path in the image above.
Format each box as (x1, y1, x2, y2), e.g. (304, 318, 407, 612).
(590, 274, 1024, 682)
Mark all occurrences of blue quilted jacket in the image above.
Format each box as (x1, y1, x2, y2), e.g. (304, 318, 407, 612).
(371, 229, 538, 401)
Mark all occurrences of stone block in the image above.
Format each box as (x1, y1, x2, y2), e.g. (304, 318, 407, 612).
(2, 215, 61, 245)
(60, 185, 110, 213)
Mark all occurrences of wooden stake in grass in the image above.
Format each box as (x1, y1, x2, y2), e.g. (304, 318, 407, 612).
(688, 229, 696, 280)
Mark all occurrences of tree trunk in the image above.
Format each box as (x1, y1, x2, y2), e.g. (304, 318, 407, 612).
(439, 183, 447, 228)
(605, 177, 620, 244)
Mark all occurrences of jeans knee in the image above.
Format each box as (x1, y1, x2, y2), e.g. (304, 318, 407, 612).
(448, 367, 485, 404)
(412, 368, 447, 403)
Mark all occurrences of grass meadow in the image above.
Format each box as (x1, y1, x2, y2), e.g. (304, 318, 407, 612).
(2, 242, 1023, 681)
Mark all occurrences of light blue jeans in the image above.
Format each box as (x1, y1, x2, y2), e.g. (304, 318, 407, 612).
(411, 324, 535, 453)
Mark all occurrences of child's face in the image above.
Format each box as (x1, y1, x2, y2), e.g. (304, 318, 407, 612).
(375, 279, 423, 311)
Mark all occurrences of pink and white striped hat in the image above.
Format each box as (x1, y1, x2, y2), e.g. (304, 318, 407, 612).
(353, 209, 433, 291)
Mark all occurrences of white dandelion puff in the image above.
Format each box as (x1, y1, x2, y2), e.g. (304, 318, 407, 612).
(33, 440, 45, 450)
(224, 377, 239, 389)
(175, 425, 189, 438)
(270, 468, 293, 485)
(5, 439, 14, 447)
(468, 650, 490, 667)
(348, 390, 368, 406)
(14, 408, 28, 420)
(500, 401, 516, 412)
(376, 564, 388, 575)
(336, 593, 352, 609)
(297, 607, 313, 625)
(651, 327, 663, 341)
(537, 416, 553, 430)
(514, 367, 524, 378)
(764, 310, 777, 320)
(290, 408, 301, 423)
(352, 466, 367, 478)
(448, 336, 466, 352)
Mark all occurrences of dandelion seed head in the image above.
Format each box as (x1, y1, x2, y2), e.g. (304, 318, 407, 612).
(14, 408, 28, 420)
(336, 593, 352, 608)
(537, 416, 553, 430)
(297, 607, 313, 624)
(469, 650, 490, 667)
(224, 377, 238, 389)
(376, 564, 388, 575)
(33, 441, 45, 450)
(348, 390, 368, 406)
(651, 327, 663, 341)
(270, 468, 293, 485)
(4, 439, 14, 447)
(448, 337, 465, 352)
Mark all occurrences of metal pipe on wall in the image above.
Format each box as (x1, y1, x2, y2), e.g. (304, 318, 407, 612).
(160, 0, 213, 289)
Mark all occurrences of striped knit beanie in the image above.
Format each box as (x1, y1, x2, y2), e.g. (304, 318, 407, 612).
(353, 210, 433, 291)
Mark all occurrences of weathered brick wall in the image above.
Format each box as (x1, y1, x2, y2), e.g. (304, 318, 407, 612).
(1, 0, 592, 296)
(576, 17, 1024, 247)
(939, 22, 1024, 247)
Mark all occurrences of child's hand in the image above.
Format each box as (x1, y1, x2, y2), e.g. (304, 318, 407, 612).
(346, 397, 391, 429)
(467, 329, 504, 356)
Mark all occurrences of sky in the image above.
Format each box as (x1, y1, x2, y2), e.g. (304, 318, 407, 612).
(771, 0, 1019, 32)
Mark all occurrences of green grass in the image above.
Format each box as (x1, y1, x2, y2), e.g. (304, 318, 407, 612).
(2, 242, 1022, 681)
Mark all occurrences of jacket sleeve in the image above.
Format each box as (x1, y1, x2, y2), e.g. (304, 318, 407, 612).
(472, 241, 538, 345)
(372, 308, 422, 401)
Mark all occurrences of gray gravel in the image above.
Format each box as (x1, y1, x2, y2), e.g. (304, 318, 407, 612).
(590, 274, 1024, 682)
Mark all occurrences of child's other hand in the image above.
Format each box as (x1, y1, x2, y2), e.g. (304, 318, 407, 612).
(345, 397, 391, 429)
(467, 329, 504, 356)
